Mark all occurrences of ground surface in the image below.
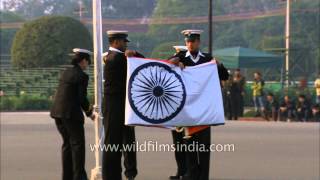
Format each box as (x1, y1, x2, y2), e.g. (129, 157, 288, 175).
(1, 112, 319, 180)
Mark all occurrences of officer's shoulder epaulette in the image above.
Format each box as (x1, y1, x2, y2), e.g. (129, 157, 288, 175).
(103, 51, 119, 62)
(202, 52, 213, 58)
(105, 50, 116, 58)
(175, 50, 187, 58)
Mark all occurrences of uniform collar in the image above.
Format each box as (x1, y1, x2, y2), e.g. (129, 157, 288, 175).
(185, 50, 204, 63)
(109, 47, 124, 53)
(74, 64, 84, 72)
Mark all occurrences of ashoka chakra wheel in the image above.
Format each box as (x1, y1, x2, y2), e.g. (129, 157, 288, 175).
(128, 62, 186, 124)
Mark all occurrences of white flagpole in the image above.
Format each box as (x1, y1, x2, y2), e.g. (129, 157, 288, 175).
(285, 0, 290, 88)
(90, 0, 103, 179)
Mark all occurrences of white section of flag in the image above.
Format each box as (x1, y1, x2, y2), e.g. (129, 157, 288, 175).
(125, 57, 225, 127)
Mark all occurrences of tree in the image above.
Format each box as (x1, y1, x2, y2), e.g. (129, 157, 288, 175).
(148, 0, 319, 79)
(150, 41, 180, 59)
(3, 0, 79, 19)
(3, 0, 157, 19)
(147, 0, 280, 49)
(101, 0, 157, 19)
(125, 33, 157, 57)
(148, 0, 210, 44)
(0, 11, 24, 61)
(11, 16, 92, 68)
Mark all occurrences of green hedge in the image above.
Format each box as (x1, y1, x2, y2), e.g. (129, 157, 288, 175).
(243, 85, 316, 106)
(0, 95, 52, 111)
(0, 86, 315, 111)
(0, 94, 94, 111)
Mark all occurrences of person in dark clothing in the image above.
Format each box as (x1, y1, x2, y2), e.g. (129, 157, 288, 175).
(264, 93, 279, 121)
(102, 30, 144, 180)
(169, 29, 229, 180)
(231, 72, 243, 120)
(223, 74, 241, 120)
(311, 104, 320, 122)
(279, 95, 296, 122)
(296, 94, 311, 122)
(170, 128, 187, 179)
(233, 69, 246, 116)
(50, 48, 95, 180)
(223, 75, 233, 120)
(222, 80, 228, 117)
(169, 46, 188, 180)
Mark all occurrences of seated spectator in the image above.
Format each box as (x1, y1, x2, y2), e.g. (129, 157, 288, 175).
(296, 94, 311, 122)
(0, 88, 4, 97)
(279, 95, 296, 122)
(264, 93, 279, 121)
(311, 104, 320, 122)
(314, 74, 320, 104)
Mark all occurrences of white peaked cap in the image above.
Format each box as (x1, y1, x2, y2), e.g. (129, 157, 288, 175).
(72, 48, 93, 55)
(106, 30, 129, 35)
(173, 46, 188, 51)
(181, 29, 204, 35)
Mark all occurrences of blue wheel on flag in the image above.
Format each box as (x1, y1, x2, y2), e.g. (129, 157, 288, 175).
(128, 62, 186, 124)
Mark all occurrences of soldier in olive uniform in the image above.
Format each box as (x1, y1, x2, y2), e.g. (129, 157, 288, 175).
(169, 30, 229, 180)
(50, 48, 95, 180)
(102, 31, 144, 180)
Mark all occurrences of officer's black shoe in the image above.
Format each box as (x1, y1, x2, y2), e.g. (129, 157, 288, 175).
(181, 175, 190, 180)
(169, 174, 183, 180)
(169, 175, 180, 179)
